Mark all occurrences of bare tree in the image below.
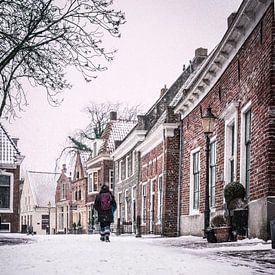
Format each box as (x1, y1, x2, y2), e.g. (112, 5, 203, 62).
(0, 0, 125, 119)
(56, 101, 142, 169)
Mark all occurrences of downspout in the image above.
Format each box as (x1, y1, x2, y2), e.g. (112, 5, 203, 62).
(177, 120, 183, 236)
(161, 128, 165, 236)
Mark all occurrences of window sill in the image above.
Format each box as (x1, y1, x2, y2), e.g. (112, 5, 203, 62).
(0, 209, 13, 213)
(87, 191, 99, 195)
(189, 210, 200, 216)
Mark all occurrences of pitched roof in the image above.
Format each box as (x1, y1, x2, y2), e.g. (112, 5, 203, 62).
(27, 171, 59, 207)
(0, 123, 22, 166)
(99, 120, 137, 154)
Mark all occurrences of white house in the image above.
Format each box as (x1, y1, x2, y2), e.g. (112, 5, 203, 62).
(20, 171, 58, 235)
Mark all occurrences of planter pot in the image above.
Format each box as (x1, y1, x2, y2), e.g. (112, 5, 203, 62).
(213, 226, 231, 243)
(205, 228, 217, 243)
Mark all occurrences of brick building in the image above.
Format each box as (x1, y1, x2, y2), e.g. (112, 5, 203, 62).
(86, 112, 136, 231)
(55, 164, 72, 234)
(111, 117, 146, 234)
(0, 124, 24, 233)
(112, 49, 208, 236)
(174, 0, 275, 239)
(71, 152, 87, 233)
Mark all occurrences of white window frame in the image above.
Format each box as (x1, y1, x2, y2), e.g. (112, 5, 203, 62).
(119, 160, 123, 182)
(124, 189, 129, 222)
(189, 147, 200, 215)
(150, 177, 157, 231)
(88, 170, 99, 194)
(117, 192, 122, 219)
(209, 137, 216, 210)
(126, 155, 130, 179)
(132, 151, 135, 175)
(131, 185, 137, 231)
(0, 171, 14, 213)
(157, 174, 163, 223)
(224, 109, 238, 184)
(240, 101, 252, 194)
(0, 222, 11, 232)
(141, 183, 147, 225)
(109, 169, 114, 190)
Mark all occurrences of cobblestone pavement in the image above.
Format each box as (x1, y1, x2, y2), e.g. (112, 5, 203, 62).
(153, 237, 275, 275)
(215, 249, 275, 274)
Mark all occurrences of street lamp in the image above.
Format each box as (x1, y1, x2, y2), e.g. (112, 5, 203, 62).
(201, 106, 217, 235)
(48, 201, 51, 235)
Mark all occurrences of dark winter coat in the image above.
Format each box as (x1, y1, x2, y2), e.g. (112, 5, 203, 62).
(94, 187, 117, 223)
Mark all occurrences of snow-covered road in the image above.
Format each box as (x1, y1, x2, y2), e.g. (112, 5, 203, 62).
(0, 234, 272, 275)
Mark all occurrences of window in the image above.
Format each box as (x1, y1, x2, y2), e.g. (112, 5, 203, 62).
(125, 189, 129, 222)
(119, 160, 122, 181)
(132, 152, 135, 174)
(93, 172, 98, 192)
(209, 141, 216, 208)
(42, 214, 49, 230)
(78, 189, 81, 200)
(117, 192, 122, 219)
(61, 183, 65, 199)
(109, 170, 114, 190)
(88, 171, 99, 193)
(142, 184, 147, 223)
(126, 154, 132, 178)
(121, 159, 126, 180)
(58, 207, 64, 230)
(0, 173, 13, 211)
(0, 223, 10, 232)
(244, 110, 251, 194)
(75, 191, 77, 201)
(157, 175, 163, 222)
(190, 149, 200, 212)
(241, 104, 252, 196)
(223, 104, 238, 184)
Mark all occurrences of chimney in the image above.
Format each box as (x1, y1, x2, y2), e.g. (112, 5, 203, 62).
(195, 48, 208, 58)
(160, 85, 168, 97)
(192, 47, 208, 70)
(62, 164, 67, 174)
(227, 12, 237, 28)
(110, 111, 117, 121)
(136, 115, 146, 130)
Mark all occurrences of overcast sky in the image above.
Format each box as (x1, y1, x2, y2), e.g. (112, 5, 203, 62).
(3, 0, 242, 174)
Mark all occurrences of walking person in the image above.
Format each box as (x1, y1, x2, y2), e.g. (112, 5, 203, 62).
(94, 184, 116, 242)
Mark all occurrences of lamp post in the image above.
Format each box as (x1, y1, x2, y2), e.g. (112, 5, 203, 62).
(48, 201, 51, 235)
(201, 106, 217, 235)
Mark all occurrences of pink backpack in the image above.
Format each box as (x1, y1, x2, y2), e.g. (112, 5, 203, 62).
(100, 193, 112, 210)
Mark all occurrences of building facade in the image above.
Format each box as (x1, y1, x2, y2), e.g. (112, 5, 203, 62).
(174, 0, 275, 239)
(20, 171, 58, 235)
(55, 164, 72, 234)
(71, 152, 87, 233)
(86, 112, 136, 231)
(0, 124, 24, 233)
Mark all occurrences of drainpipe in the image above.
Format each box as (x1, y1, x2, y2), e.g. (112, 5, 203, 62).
(177, 120, 183, 236)
(161, 128, 166, 236)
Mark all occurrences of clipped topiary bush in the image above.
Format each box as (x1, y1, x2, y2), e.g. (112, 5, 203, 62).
(211, 215, 227, 227)
(224, 181, 246, 205)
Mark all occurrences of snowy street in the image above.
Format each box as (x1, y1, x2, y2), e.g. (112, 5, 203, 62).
(0, 234, 274, 275)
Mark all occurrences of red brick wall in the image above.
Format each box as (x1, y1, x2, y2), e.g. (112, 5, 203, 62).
(1, 166, 20, 233)
(181, 5, 274, 215)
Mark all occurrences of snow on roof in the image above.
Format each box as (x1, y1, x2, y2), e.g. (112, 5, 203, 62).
(100, 120, 137, 154)
(27, 171, 59, 207)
